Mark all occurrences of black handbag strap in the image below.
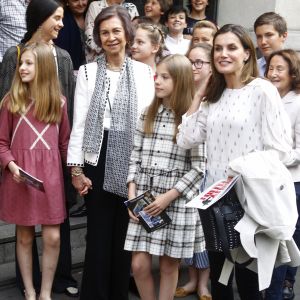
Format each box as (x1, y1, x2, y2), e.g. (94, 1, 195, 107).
(212, 205, 254, 267)
(213, 205, 234, 263)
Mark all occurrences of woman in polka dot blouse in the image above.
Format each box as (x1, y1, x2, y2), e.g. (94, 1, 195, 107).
(177, 24, 294, 300)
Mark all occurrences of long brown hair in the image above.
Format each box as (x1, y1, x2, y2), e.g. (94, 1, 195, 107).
(266, 49, 300, 94)
(206, 24, 258, 103)
(8, 43, 62, 123)
(144, 54, 194, 140)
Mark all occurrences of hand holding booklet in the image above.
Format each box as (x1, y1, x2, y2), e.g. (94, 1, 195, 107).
(125, 191, 171, 233)
(186, 175, 240, 210)
(19, 168, 45, 192)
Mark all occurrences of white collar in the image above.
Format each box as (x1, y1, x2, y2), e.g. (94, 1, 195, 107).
(282, 90, 300, 103)
(166, 34, 185, 43)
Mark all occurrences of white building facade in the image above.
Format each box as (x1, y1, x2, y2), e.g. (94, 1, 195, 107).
(217, 0, 300, 51)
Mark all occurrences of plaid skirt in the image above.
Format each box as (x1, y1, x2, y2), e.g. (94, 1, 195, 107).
(124, 167, 206, 258)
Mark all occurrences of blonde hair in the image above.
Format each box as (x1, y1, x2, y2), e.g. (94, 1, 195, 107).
(8, 42, 62, 123)
(191, 20, 218, 46)
(136, 23, 165, 59)
(193, 20, 218, 34)
(144, 54, 194, 140)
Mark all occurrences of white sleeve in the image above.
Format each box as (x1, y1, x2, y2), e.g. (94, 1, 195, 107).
(176, 101, 208, 149)
(67, 65, 90, 166)
(260, 81, 294, 165)
(293, 106, 300, 164)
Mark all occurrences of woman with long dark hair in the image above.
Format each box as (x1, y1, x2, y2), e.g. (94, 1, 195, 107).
(177, 24, 293, 300)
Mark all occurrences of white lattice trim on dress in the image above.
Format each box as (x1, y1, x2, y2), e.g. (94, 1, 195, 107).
(11, 101, 51, 150)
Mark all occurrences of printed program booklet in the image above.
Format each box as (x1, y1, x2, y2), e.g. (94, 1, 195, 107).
(186, 175, 240, 210)
(124, 191, 172, 233)
(19, 168, 45, 192)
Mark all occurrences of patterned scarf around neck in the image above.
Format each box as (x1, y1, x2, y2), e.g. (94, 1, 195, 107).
(82, 54, 138, 198)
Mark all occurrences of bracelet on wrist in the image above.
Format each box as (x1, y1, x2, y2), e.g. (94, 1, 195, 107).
(71, 171, 83, 177)
(71, 167, 83, 177)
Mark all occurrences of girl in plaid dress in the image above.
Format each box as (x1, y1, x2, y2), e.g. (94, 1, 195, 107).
(124, 54, 206, 300)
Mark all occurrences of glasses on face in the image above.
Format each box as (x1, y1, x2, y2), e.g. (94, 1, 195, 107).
(189, 59, 210, 69)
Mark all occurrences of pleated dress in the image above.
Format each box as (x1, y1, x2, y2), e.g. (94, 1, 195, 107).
(0, 97, 69, 225)
(124, 105, 206, 258)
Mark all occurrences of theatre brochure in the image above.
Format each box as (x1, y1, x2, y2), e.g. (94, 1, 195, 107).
(186, 175, 240, 210)
(19, 168, 45, 192)
(125, 191, 171, 233)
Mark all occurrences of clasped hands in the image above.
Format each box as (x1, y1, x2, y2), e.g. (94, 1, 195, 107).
(72, 173, 92, 196)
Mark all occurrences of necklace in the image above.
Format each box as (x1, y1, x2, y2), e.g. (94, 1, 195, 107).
(106, 62, 122, 72)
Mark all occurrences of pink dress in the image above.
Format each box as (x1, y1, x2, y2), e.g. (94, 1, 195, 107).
(0, 97, 70, 225)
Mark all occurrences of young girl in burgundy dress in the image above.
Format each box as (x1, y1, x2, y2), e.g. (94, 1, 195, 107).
(0, 42, 70, 300)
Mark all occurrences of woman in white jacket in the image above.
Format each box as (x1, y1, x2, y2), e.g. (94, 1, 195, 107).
(177, 24, 293, 300)
(265, 49, 300, 300)
(67, 6, 154, 299)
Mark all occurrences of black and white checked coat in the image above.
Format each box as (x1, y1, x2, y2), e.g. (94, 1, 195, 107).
(124, 105, 206, 258)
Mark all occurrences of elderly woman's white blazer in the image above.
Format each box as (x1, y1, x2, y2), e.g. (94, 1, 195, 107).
(67, 60, 154, 167)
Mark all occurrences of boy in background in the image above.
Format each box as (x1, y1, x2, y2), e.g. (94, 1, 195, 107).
(165, 6, 190, 55)
(254, 12, 287, 76)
